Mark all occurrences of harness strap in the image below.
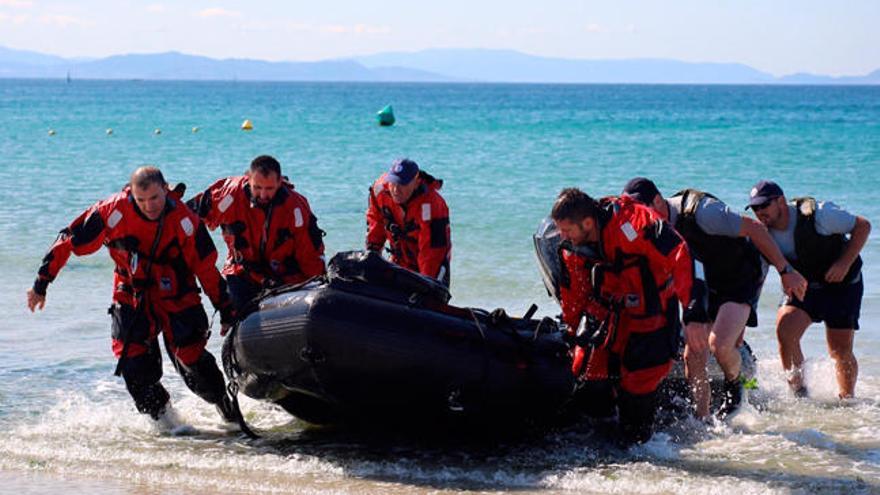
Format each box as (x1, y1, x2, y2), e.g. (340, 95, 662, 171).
(114, 211, 166, 377)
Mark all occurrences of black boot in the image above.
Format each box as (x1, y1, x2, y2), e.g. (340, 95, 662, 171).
(717, 376, 744, 420)
(617, 390, 657, 445)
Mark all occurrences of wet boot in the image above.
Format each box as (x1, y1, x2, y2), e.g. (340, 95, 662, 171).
(121, 350, 169, 420)
(617, 390, 657, 445)
(717, 376, 745, 420)
(174, 351, 235, 423)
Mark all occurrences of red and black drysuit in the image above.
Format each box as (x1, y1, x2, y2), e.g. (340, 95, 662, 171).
(187, 176, 326, 312)
(366, 171, 452, 286)
(559, 196, 706, 442)
(32, 186, 235, 419)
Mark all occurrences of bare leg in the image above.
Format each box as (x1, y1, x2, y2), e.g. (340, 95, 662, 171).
(709, 302, 751, 381)
(684, 343, 710, 419)
(776, 305, 812, 393)
(826, 328, 857, 398)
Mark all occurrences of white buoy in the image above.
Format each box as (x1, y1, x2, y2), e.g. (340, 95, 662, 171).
(154, 128, 162, 135)
(241, 119, 253, 131)
(106, 128, 113, 136)
(48, 129, 56, 136)
(191, 126, 200, 133)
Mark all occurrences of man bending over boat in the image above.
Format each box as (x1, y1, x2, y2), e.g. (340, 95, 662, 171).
(622, 177, 807, 420)
(746, 180, 869, 400)
(366, 158, 451, 286)
(187, 155, 326, 313)
(551, 187, 708, 444)
(26, 166, 239, 424)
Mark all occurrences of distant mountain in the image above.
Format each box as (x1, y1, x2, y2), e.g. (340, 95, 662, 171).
(0, 45, 72, 66)
(354, 48, 777, 84)
(0, 45, 877, 84)
(778, 68, 880, 85)
(0, 49, 455, 82)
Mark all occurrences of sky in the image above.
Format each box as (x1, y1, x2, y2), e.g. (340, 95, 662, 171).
(0, 0, 878, 77)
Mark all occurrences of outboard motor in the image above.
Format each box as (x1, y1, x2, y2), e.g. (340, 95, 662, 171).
(533, 216, 563, 304)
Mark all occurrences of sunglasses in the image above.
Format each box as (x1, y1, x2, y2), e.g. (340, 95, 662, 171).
(751, 200, 773, 212)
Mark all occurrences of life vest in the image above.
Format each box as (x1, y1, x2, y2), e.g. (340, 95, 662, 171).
(365, 171, 451, 285)
(671, 189, 764, 293)
(187, 176, 326, 287)
(792, 197, 862, 285)
(559, 196, 689, 377)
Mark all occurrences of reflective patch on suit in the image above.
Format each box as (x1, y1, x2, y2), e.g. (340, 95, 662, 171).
(625, 293, 641, 308)
(293, 207, 304, 227)
(160, 277, 172, 291)
(107, 209, 123, 229)
(620, 222, 637, 242)
(180, 217, 194, 236)
(218, 194, 234, 213)
(694, 260, 706, 281)
(422, 203, 431, 221)
(130, 252, 139, 274)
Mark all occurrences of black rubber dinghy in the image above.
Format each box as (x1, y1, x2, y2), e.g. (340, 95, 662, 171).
(222, 250, 576, 427)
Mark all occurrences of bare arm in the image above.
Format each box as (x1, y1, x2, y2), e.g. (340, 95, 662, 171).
(740, 216, 807, 300)
(826, 216, 871, 283)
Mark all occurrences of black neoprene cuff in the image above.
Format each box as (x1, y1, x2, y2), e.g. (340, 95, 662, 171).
(33, 278, 49, 297)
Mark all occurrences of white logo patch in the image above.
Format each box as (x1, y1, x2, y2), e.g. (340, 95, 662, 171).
(422, 203, 431, 222)
(180, 217, 194, 236)
(750, 187, 758, 198)
(107, 209, 123, 228)
(620, 222, 637, 242)
(293, 207, 304, 228)
(218, 194, 234, 213)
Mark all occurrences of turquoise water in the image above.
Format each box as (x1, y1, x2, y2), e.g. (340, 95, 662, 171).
(1, 80, 879, 493)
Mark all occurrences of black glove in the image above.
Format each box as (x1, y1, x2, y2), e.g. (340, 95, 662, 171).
(219, 304, 237, 326)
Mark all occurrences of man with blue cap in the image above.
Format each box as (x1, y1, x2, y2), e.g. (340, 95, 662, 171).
(747, 180, 870, 399)
(366, 158, 451, 286)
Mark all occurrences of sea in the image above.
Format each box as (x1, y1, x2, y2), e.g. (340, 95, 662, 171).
(0, 80, 878, 494)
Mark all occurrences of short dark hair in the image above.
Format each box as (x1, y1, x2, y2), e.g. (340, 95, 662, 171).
(551, 187, 597, 223)
(130, 166, 167, 190)
(249, 155, 282, 177)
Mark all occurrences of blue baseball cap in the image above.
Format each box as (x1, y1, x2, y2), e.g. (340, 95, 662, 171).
(387, 158, 419, 185)
(746, 180, 785, 210)
(622, 177, 661, 205)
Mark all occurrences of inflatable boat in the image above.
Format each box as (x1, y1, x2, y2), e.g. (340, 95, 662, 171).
(222, 250, 576, 427)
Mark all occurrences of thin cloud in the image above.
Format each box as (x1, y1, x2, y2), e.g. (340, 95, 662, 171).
(0, 0, 32, 8)
(281, 21, 390, 35)
(198, 7, 241, 18)
(585, 23, 636, 34)
(38, 14, 92, 27)
(146, 4, 167, 14)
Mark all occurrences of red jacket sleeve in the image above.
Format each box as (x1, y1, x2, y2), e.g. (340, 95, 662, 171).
(186, 178, 231, 231)
(179, 214, 233, 321)
(559, 250, 590, 333)
(291, 195, 326, 278)
(33, 199, 113, 295)
(416, 193, 451, 279)
(365, 182, 387, 251)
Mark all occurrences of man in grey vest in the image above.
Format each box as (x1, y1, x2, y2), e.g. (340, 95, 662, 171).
(747, 180, 870, 399)
(624, 177, 807, 419)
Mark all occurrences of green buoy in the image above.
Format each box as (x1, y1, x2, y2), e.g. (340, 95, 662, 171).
(377, 105, 395, 126)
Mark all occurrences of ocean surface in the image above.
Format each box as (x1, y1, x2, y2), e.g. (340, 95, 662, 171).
(0, 80, 879, 494)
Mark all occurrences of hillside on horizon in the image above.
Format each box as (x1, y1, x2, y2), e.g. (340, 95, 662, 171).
(1, 46, 878, 84)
